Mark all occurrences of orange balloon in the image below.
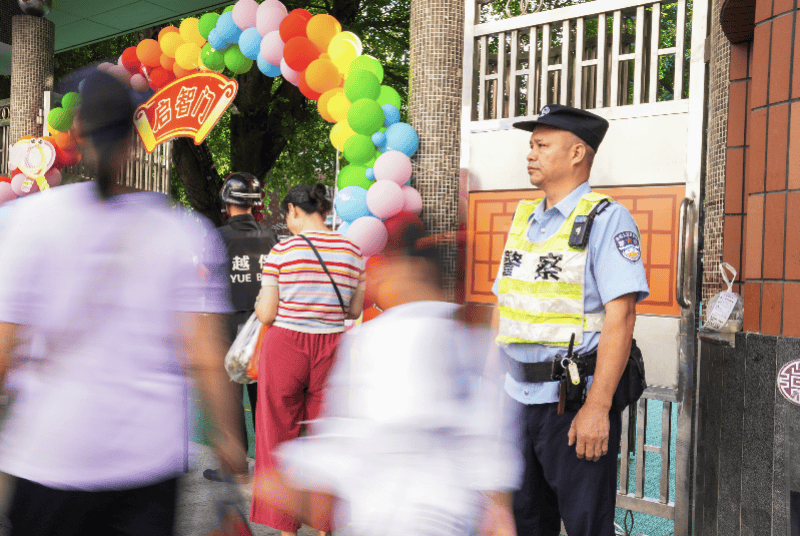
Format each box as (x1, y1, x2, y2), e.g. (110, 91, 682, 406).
(306, 14, 341, 53)
(160, 53, 175, 71)
(54, 130, 76, 150)
(362, 307, 382, 323)
(173, 63, 194, 79)
(136, 39, 162, 68)
(305, 58, 342, 94)
(158, 26, 179, 43)
(318, 87, 343, 123)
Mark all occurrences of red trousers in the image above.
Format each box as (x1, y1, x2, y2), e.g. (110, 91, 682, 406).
(250, 326, 342, 531)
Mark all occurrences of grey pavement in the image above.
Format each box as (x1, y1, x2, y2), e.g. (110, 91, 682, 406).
(0, 442, 323, 536)
(176, 442, 321, 536)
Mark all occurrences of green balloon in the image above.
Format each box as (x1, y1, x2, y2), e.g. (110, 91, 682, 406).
(47, 107, 72, 131)
(61, 92, 81, 109)
(224, 44, 253, 75)
(199, 13, 220, 40)
(223, 5, 234, 13)
(343, 134, 376, 164)
(347, 99, 384, 136)
(376, 86, 402, 109)
(348, 55, 384, 83)
(337, 164, 373, 190)
(344, 70, 380, 103)
(202, 43, 225, 72)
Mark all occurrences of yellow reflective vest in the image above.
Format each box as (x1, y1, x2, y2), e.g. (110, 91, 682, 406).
(496, 192, 612, 347)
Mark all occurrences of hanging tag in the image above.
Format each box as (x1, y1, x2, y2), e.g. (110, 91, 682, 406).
(720, 262, 737, 293)
(703, 263, 740, 331)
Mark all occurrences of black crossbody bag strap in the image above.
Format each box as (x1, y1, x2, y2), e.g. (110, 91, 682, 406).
(299, 234, 347, 313)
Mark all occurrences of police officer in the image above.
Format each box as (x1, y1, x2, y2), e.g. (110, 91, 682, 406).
(491, 104, 649, 535)
(203, 172, 278, 482)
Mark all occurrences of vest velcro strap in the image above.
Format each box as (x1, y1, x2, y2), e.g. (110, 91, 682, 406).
(583, 313, 605, 331)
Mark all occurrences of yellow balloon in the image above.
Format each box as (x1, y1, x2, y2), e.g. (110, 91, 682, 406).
(160, 32, 184, 58)
(329, 39, 358, 76)
(330, 121, 356, 151)
(175, 42, 202, 70)
(180, 18, 206, 48)
(327, 93, 351, 123)
(332, 31, 363, 56)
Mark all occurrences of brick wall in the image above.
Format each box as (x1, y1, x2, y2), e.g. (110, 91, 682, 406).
(409, 0, 465, 295)
(10, 15, 54, 142)
(730, 0, 800, 337)
(702, 0, 732, 306)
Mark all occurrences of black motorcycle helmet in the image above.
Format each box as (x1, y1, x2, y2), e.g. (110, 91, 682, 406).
(220, 172, 262, 206)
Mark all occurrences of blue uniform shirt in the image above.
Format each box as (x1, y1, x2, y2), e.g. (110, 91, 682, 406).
(492, 182, 650, 405)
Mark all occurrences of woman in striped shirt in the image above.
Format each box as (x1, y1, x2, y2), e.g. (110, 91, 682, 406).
(251, 183, 365, 535)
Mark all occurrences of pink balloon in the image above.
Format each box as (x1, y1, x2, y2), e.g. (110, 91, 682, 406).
(366, 180, 403, 219)
(97, 62, 115, 72)
(260, 31, 285, 65)
(45, 168, 62, 187)
(130, 74, 149, 92)
(402, 185, 422, 214)
(0, 182, 17, 204)
(10, 173, 37, 196)
(280, 58, 301, 85)
(233, 0, 259, 30)
(374, 150, 412, 185)
(347, 216, 388, 257)
(107, 64, 131, 84)
(256, 1, 288, 36)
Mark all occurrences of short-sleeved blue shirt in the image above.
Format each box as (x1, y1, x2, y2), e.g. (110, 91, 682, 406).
(492, 181, 650, 405)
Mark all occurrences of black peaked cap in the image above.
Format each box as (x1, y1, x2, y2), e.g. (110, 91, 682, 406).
(512, 104, 609, 152)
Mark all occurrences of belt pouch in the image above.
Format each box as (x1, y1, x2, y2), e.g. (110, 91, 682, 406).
(611, 339, 647, 413)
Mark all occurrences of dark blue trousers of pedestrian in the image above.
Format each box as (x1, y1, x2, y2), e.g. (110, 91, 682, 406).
(511, 400, 622, 536)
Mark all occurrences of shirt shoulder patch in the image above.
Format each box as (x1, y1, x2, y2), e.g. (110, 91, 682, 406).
(614, 231, 641, 263)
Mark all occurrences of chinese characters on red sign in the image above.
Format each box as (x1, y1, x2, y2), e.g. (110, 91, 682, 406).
(134, 72, 238, 153)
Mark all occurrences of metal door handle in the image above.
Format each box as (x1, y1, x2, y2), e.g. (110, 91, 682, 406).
(676, 197, 694, 309)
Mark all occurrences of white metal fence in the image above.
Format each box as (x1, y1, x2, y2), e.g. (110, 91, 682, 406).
(0, 98, 171, 195)
(471, 0, 692, 121)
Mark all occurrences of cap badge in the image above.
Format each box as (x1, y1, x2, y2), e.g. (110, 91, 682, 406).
(539, 106, 550, 118)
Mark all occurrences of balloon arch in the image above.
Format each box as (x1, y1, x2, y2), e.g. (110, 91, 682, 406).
(1, 0, 424, 270)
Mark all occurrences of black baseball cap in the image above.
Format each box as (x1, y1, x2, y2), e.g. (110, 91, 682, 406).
(512, 104, 609, 152)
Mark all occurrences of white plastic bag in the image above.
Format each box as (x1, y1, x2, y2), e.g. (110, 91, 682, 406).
(703, 263, 744, 333)
(224, 312, 260, 384)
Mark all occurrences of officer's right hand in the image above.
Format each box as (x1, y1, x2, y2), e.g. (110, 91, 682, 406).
(568, 402, 610, 462)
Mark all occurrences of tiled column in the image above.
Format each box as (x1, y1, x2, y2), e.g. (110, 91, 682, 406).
(409, 0, 465, 294)
(701, 0, 731, 306)
(10, 14, 54, 142)
(738, 0, 800, 337)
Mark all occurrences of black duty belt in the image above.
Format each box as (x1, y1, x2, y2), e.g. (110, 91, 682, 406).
(506, 351, 598, 383)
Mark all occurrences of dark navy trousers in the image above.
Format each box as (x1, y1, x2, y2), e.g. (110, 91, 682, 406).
(511, 400, 622, 536)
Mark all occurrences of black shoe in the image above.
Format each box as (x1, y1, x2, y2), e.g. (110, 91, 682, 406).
(202, 468, 225, 482)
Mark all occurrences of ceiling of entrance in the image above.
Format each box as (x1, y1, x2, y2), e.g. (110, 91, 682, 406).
(49, 0, 232, 52)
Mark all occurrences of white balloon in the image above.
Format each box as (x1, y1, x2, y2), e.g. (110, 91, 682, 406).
(8, 144, 22, 171)
(260, 31, 285, 66)
(280, 58, 301, 86)
(256, 1, 288, 36)
(401, 185, 422, 214)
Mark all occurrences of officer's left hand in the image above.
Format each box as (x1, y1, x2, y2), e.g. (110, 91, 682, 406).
(568, 403, 610, 462)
